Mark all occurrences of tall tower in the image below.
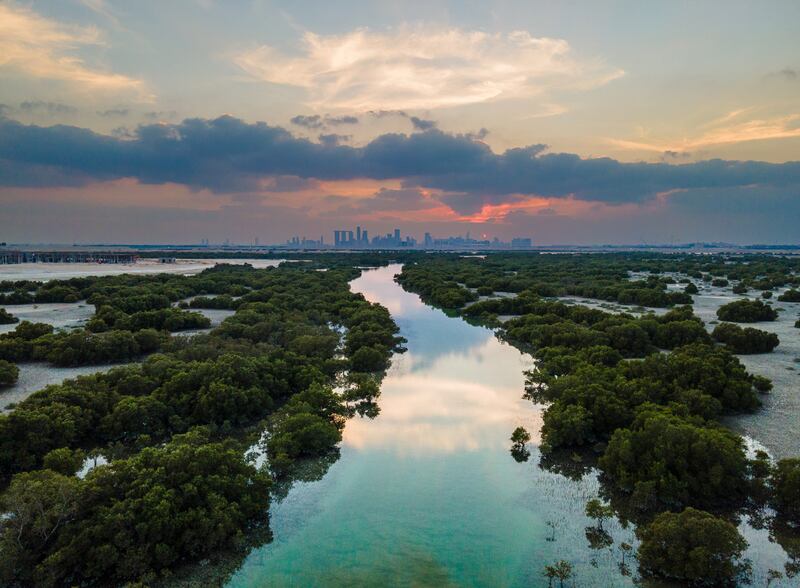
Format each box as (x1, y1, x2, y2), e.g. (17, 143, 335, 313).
(394, 228, 401, 243)
(356, 226, 361, 242)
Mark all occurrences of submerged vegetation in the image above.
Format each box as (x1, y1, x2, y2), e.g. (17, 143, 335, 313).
(0, 262, 403, 585)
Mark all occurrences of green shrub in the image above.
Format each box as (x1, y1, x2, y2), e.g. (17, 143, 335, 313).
(637, 508, 748, 585)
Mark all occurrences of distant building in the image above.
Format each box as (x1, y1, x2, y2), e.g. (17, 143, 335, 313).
(327, 226, 532, 249)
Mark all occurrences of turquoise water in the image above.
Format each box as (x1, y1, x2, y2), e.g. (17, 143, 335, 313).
(227, 265, 793, 587)
(228, 265, 638, 587)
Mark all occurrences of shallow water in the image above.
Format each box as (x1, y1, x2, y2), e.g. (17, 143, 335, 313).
(0, 260, 266, 402)
(229, 264, 635, 587)
(690, 288, 800, 459)
(0, 258, 284, 282)
(226, 266, 796, 587)
(562, 273, 800, 459)
(0, 362, 119, 410)
(0, 301, 95, 335)
(0, 262, 795, 585)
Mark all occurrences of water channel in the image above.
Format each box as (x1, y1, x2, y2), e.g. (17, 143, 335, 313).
(0, 262, 794, 586)
(227, 264, 795, 587)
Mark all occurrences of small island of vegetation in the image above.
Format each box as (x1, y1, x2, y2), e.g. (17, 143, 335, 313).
(712, 322, 780, 354)
(717, 298, 778, 322)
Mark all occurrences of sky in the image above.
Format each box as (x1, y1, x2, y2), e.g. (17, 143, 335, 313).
(0, 0, 799, 245)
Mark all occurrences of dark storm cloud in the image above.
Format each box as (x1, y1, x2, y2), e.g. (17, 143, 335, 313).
(1, 115, 799, 214)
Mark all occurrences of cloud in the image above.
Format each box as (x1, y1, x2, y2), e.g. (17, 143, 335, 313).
(368, 109, 439, 132)
(609, 109, 800, 153)
(144, 110, 178, 121)
(410, 116, 437, 131)
(660, 150, 692, 162)
(261, 176, 320, 192)
(1, 115, 798, 218)
(778, 68, 797, 80)
(328, 115, 359, 126)
(318, 133, 351, 146)
(19, 101, 78, 115)
(234, 26, 623, 111)
(97, 108, 130, 117)
(79, 0, 121, 27)
(290, 114, 359, 129)
(290, 114, 324, 129)
(467, 128, 489, 141)
(664, 185, 800, 216)
(0, 2, 146, 96)
(369, 110, 408, 119)
(331, 187, 439, 215)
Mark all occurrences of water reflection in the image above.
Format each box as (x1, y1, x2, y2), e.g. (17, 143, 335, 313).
(227, 265, 631, 587)
(343, 337, 540, 455)
(346, 265, 538, 456)
(227, 265, 794, 587)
